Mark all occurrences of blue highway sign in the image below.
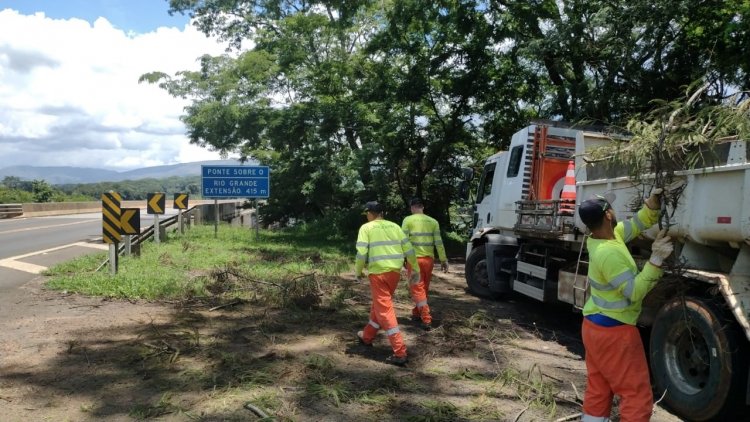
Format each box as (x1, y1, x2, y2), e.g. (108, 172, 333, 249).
(201, 165, 270, 198)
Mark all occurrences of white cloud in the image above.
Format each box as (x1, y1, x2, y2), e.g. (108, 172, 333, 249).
(0, 9, 228, 171)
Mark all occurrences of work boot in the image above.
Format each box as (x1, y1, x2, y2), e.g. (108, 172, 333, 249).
(420, 322, 433, 331)
(357, 330, 372, 346)
(385, 354, 407, 366)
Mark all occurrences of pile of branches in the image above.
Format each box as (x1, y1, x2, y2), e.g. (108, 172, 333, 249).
(586, 81, 750, 181)
(584, 79, 750, 275)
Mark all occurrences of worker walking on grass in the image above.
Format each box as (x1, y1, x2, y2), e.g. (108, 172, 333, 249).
(578, 189, 674, 422)
(401, 197, 448, 331)
(355, 201, 420, 366)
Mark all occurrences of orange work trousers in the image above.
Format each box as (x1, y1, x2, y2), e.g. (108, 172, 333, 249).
(361, 271, 406, 357)
(581, 318, 653, 422)
(406, 257, 434, 324)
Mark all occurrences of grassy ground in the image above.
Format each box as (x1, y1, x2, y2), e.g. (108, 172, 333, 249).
(45, 224, 351, 303)
(27, 223, 678, 421)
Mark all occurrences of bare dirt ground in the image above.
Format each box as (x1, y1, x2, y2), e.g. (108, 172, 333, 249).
(0, 261, 681, 421)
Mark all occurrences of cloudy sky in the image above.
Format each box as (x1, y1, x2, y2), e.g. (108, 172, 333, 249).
(0, 0, 228, 171)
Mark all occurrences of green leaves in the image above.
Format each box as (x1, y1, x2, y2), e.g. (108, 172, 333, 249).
(587, 82, 750, 185)
(152, 0, 750, 228)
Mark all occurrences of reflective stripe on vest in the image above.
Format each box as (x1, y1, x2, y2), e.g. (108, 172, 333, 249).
(588, 270, 635, 292)
(622, 214, 646, 243)
(369, 254, 405, 262)
(592, 295, 631, 309)
(358, 240, 403, 248)
(589, 269, 636, 307)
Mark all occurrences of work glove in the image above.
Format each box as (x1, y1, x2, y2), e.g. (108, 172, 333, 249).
(441, 261, 449, 273)
(649, 229, 673, 267)
(409, 271, 420, 285)
(645, 188, 664, 210)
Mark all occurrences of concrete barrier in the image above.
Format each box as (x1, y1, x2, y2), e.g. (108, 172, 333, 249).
(17, 200, 241, 218)
(22, 202, 100, 217)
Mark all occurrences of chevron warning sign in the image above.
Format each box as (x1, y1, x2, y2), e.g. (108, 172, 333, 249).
(120, 208, 141, 235)
(147, 192, 165, 214)
(102, 191, 122, 244)
(173, 193, 189, 210)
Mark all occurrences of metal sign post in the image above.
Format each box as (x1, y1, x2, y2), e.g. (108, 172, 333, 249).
(254, 199, 259, 239)
(102, 191, 122, 275)
(109, 244, 117, 276)
(214, 199, 219, 238)
(124, 235, 131, 256)
(154, 214, 160, 243)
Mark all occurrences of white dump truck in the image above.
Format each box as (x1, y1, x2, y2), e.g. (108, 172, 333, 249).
(463, 123, 750, 421)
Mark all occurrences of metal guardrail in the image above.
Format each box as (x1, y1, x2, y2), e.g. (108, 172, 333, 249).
(96, 202, 244, 271)
(96, 208, 192, 272)
(0, 203, 23, 219)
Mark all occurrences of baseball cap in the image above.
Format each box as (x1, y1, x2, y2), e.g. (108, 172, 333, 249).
(409, 197, 424, 207)
(578, 194, 612, 228)
(364, 201, 384, 213)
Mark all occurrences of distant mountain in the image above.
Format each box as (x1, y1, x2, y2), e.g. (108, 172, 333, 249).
(0, 159, 252, 185)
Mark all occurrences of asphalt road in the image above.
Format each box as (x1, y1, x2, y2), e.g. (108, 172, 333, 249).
(0, 211, 174, 291)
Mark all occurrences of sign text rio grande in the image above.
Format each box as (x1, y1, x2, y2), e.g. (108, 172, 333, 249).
(201, 165, 270, 199)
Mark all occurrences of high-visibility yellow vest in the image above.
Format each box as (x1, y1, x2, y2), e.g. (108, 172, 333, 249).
(582, 206, 663, 325)
(355, 218, 419, 275)
(401, 213, 447, 262)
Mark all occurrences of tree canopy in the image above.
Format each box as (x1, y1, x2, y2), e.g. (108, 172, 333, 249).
(145, 0, 749, 230)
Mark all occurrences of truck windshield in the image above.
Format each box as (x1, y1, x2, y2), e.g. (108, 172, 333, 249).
(477, 162, 496, 202)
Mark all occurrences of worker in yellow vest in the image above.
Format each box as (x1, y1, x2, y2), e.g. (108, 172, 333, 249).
(401, 197, 448, 331)
(355, 201, 420, 366)
(578, 189, 673, 422)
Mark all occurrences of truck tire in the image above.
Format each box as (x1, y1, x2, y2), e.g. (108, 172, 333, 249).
(465, 246, 501, 299)
(649, 296, 748, 421)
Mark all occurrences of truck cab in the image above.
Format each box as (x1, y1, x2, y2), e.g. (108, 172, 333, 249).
(466, 124, 582, 300)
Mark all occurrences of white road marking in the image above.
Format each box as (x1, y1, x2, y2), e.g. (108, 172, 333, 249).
(0, 219, 99, 235)
(0, 241, 108, 274)
(0, 260, 47, 274)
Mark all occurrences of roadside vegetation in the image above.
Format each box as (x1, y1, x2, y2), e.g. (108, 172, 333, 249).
(0, 174, 203, 204)
(45, 224, 351, 302)
(0, 176, 93, 203)
(40, 223, 584, 421)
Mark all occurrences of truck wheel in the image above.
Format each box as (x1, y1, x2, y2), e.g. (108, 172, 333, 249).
(465, 246, 500, 299)
(649, 296, 748, 421)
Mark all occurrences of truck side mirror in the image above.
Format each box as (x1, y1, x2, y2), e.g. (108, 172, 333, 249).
(458, 180, 470, 201)
(462, 167, 474, 182)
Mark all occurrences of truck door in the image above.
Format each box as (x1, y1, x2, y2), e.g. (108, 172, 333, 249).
(474, 160, 498, 231)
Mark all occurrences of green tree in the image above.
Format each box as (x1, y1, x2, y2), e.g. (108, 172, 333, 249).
(150, 1, 520, 227)
(2, 176, 23, 189)
(151, 0, 750, 229)
(31, 179, 55, 203)
(488, 0, 750, 123)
